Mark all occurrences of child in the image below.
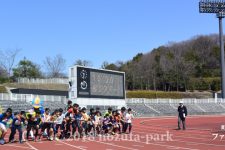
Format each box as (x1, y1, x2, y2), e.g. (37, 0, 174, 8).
(125, 108, 134, 134)
(94, 111, 102, 136)
(102, 114, 111, 135)
(54, 108, 65, 140)
(63, 102, 74, 138)
(104, 107, 113, 117)
(9, 111, 26, 144)
(120, 107, 126, 133)
(0, 108, 13, 145)
(112, 111, 121, 135)
(0, 123, 6, 145)
(80, 107, 89, 136)
(26, 110, 42, 141)
(87, 108, 95, 135)
(39, 108, 54, 141)
(71, 104, 82, 138)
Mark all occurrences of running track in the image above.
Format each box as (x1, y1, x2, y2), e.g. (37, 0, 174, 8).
(1, 115, 225, 150)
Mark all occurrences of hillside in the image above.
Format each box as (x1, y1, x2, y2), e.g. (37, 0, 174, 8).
(105, 34, 222, 92)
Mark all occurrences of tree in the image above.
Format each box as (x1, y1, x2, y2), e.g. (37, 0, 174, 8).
(74, 59, 92, 67)
(13, 58, 42, 78)
(100, 34, 221, 91)
(44, 54, 66, 78)
(0, 49, 20, 78)
(101, 61, 109, 69)
(0, 66, 7, 78)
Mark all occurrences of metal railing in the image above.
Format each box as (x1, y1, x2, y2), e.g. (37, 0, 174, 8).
(125, 98, 225, 104)
(17, 78, 69, 84)
(0, 93, 67, 104)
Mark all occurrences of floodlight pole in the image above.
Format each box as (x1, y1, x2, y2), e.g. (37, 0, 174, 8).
(218, 15, 225, 98)
(199, 0, 225, 98)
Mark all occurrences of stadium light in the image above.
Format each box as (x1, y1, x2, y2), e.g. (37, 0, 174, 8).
(199, 0, 225, 98)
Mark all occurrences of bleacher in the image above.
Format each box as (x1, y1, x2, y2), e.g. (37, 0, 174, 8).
(0, 100, 66, 113)
(1, 98, 225, 116)
(127, 102, 225, 117)
(127, 103, 159, 116)
(0, 100, 32, 113)
(146, 104, 176, 115)
(196, 103, 225, 113)
(42, 101, 67, 112)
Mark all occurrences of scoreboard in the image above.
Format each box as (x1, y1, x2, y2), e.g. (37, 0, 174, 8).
(69, 66, 125, 100)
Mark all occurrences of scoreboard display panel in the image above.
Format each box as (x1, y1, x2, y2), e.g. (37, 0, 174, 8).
(77, 66, 125, 99)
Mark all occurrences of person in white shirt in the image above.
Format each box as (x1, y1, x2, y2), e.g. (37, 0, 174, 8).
(125, 108, 134, 134)
(39, 108, 54, 141)
(53, 108, 65, 140)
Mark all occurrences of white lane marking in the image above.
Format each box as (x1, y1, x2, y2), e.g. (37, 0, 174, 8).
(87, 139, 139, 150)
(25, 142, 39, 150)
(57, 140, 87, 150)
(6, 144, 32, 149)
(133, 130, 225, 148)
(90, 135, 198, 150)
(132, 145, 144, 147)
(166, 146, 180, 149)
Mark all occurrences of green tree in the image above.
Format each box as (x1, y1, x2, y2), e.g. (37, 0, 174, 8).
(13, 58, 42, 78)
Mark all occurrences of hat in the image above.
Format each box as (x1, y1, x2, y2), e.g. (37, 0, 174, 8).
(179, 101, 184, 104)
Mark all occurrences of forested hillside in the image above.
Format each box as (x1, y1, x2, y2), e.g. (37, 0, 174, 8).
(104, 34, 222, 92)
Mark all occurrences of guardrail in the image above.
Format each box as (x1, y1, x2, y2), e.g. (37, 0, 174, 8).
(125, 98, 225, 104)
(17, 78, 69, 84)
(0, 93, 67, 104)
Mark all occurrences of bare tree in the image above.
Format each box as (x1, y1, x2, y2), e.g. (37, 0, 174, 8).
(0, 49, 20, 78)
(44, 54, 66, 78)
(101, 61, 109, 69)
(0, 66, 7, 77)
(74, 59, 92, 67)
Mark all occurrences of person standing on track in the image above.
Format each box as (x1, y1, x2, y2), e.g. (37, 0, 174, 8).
(125, 108, 134, 134)
(177, 101, 187, 130)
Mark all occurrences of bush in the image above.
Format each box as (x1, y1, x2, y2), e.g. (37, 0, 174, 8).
(126, 90, 182, 99)
(0, 86, 7, 93)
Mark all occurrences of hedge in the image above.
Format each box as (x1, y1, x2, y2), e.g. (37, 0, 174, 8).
(126, 90, 183, 99)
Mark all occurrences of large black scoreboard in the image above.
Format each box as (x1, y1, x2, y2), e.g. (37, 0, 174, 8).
(77, 66, 125, 99)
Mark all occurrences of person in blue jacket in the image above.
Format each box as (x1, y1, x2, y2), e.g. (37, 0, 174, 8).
(0, 108, 13, 145)
(9, 111, 26, 144)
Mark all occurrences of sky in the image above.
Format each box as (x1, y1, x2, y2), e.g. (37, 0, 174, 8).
(0, 0, 221, 73)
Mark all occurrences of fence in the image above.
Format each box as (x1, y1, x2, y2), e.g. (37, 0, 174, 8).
(1, 93, 224, 105)
(17, 78, 69, 84)
(0, 93, 67, 104)
(125, 98, 225, 104)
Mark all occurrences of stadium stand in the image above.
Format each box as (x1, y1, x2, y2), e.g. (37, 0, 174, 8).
(0, 100, 66, 113)
(0, 94, 225, 116)
(126, 98, 225, 116)
(42, 101, 67, 111)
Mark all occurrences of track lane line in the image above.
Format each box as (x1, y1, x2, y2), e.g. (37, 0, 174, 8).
(86, 139, 139, 150)
(93, 134, 200, 150)
(25, 142, 39, 150)
(57, 140, 87, 150)
(5, 144, 32, 149)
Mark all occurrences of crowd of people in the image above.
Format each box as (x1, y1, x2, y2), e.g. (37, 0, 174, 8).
(0, 100, 134, 145)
